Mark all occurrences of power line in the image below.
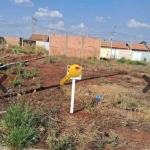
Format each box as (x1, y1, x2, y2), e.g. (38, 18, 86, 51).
(0, 20, 150, 43)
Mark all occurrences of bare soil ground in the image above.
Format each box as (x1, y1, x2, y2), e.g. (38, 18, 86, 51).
(0, 52, 150, 150)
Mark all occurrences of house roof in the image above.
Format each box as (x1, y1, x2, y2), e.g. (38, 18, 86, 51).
(147, 45, 150, 50)
(101, 41, 110, 48)
(101, 41, 127, 49)
(129, 43, 148, 51)
(29, 34, 49, 41)
(111, 42, 127, 49)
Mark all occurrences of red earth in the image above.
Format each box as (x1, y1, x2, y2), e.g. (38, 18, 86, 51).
(0, 54, 150, 150)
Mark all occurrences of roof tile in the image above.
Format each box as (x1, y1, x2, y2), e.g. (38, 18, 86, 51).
(101, 41, 110, 48)
(111, 42, 127, 49)
(29, 34, 49, 41)
(129, 43, 148, 51)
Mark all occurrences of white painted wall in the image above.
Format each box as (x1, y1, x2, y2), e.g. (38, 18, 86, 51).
(119, 49, 132, 60)
(132, 51, 142, 61)
(36, 41, 49, 51)
(141, 52, 150, 62)
(111, 49, 120, 59)
(100, 47, 111, 59)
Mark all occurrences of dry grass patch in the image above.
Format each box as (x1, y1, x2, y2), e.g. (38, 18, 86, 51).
(61, 84, 150, 121)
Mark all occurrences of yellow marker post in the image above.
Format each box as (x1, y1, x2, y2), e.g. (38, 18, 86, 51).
(60, 64, 82, 85)
(60, 64, 82, 113)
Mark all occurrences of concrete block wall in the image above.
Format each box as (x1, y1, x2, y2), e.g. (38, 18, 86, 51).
(50, 34, 101, 59)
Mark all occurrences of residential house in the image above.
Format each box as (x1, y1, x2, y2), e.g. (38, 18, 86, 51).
(129, 43, 149, 61)
(100, 41, 111, 59)
(111, 42, 132, 59)
(29, 34, 50, 51)
(23, 38, 36, 49)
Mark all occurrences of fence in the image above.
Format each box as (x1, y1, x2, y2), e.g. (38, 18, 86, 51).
(50, 34, 101, 59)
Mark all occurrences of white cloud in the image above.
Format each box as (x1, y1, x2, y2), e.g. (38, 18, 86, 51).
(34, 7, 63, 18)
(96, 16, 105, 22)
(22, 16, 31, 21)
(11, 0, 34, 6)
(127, 19, 150, 28)
(48, 21, 64, 30)
(108, 16, 112, 19)
(71, 23, 86, 29)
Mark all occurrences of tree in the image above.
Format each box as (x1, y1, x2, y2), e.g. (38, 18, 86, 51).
(139, 41, 147, 45)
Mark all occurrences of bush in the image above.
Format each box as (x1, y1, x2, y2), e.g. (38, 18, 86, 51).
(21, 68, 38, 79)
(0, 102, 41, 150)
(117, 57, 146, 66)
(87, 56, 98, 64)
(48, 130, 75, 150)
(11, 79, 24, 87)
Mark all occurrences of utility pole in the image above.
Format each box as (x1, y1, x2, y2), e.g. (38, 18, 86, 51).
(110, 26, 116, 49)
(110, 26, 116, 58)
(32, 17, 37, 33)
(130, 38, 132, 50)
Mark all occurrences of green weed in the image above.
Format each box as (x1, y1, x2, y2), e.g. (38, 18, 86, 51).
(21, 68, 38, 79)
(118, 57, 146, 66)
(131, 72, 139, 77)
(97, 142, 104, 149)
(87, 57, 98, 64)
(100, 76, 107, 84)
(48, 130, 75, 150)
(14, 49, 28, 54)
(0, 102, 42, 150)
(107, 132, 118, 147)
(11, 79, 24, 87)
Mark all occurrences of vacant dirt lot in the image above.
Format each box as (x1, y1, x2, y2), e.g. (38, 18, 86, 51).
(0, 52, 150, 150)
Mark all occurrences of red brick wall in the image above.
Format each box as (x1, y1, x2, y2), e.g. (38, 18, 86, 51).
(50, 34, 101, 59)
(3, 36, 20, 46)
(83, 37, 100, 58)
(67, 36, 82, 57)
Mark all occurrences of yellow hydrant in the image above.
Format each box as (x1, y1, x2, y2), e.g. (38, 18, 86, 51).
(60, 64, 82, 86)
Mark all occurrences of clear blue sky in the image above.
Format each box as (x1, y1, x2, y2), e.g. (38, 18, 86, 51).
(0, 0, 150, 43)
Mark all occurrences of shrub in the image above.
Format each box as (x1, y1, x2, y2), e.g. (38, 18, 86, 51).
(48, 130, 75, 150)
(100, 76, 107, 84)
(21, 68, 38, 79)
(117, 57, 146, 66)
(107, 132, 118, 147)
(11, 79, 24, 87)
(0, 102, 41, 150)
(87, 56, 98, 64)
(47, 56, 55, 63)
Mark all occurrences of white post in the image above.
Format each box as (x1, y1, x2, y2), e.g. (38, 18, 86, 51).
(70, 79, 76, 113)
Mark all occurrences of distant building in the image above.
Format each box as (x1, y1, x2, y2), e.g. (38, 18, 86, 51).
(111, 42, 131, 60)
(129, 43, 149, 61)
(29, 34, 49, 51)
(100, 41, 111, 59)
